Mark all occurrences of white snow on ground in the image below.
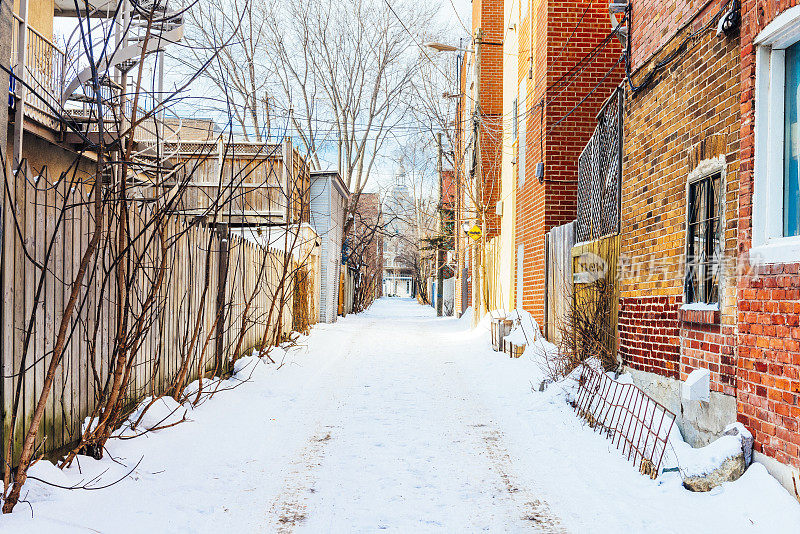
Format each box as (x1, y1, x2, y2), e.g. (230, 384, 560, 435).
(1, 298, 799, 533)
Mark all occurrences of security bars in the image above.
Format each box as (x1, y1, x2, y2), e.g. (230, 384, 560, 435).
(576, 88, 623, 243)
(685, 172, 721, 305)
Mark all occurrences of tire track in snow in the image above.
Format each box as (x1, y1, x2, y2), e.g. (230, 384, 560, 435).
(470, 422, 567, 532)
(266, 426, 337, 533)
(264, 321, 372, 532)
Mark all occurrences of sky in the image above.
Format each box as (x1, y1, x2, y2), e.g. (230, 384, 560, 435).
(369, 0, 472, 193)
(53, 0, 474, 196)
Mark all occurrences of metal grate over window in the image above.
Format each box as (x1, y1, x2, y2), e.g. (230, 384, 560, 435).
(685, 172, 721, 305)
(576, 88, 623, 242)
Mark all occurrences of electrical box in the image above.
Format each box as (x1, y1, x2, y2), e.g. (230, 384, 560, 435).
(535, 162, 545, 181)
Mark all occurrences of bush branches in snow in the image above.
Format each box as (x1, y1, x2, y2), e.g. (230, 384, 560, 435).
(0, 3, 312, 514)
(547, 277, 618, 381)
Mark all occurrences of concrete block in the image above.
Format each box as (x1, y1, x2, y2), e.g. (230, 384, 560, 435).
(683, 368, 710, 402)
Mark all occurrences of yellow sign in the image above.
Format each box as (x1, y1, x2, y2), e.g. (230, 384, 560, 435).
(467, 225, 482, 241)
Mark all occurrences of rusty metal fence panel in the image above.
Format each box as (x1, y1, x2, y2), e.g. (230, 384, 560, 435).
(572, 363, 676, 478)
(576, 88, 623, 243)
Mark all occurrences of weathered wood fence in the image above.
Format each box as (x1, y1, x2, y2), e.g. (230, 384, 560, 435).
(1, 171, 302, 468)
(545, 221, 576, 343)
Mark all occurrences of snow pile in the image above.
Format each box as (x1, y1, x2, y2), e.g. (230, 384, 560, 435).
(488, 309, 560, 370)
(558, 363, 744, 481)
(666, 434, 743, 477)
(21, 460, 72, 502)
(458, 306, 474, 326)
(680, 302, 720, 311)
(503, 309, 540, 345)
(126, 397, 187, 432)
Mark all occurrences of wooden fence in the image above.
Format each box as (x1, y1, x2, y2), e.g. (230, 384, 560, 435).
(1, 171, 303, 468)
(571, 234, 620, 360)
(545, 221, 576, 343)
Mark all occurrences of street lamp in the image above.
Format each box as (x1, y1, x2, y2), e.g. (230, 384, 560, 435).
(423, 42, 471, 54)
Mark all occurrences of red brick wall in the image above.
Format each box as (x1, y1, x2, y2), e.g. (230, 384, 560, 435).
(515, 0, 623, 325)
(681, 320, 738, 396)
(620, 296, 682, 378)
(442, 170, 456, 208)
(471, 0, 504, 240)
(630, 0, 731, 69)
(739, 0, 800, 471)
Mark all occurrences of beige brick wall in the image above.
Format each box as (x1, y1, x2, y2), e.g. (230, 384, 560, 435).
(619, 17, 740, 394)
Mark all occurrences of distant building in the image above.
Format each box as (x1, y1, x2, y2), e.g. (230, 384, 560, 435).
(310, 170, 349, 323)
(352, 192, 384, 307)
(382, 167, 415, 298)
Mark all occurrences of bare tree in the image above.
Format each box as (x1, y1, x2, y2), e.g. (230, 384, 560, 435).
(0, 2, 315, 513)
(184, 0, 272, 141)
(262, 0, 437, 217)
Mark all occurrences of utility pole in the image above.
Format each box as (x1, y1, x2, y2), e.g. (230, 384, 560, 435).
(472, 28, 483, 322)
(436, 132, 444, 317)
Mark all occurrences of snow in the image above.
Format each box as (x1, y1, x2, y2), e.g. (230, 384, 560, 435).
(488, 308, 559, 370)
(680, 302, 720, 311)
(725, 421, 753, 440)
(683, 367, 711, 402)
(123, 397, 187, 433)
(502, 308, 541, 346)
(231, 225, 318, 256)
(1, 298, 799, 532)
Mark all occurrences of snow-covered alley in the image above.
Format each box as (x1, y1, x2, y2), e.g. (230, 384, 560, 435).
(2, 298, 800, 533)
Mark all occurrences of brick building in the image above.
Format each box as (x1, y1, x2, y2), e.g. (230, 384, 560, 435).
(513, 0, 623, 327)
(453, 0, 504, 317)
(737, 0, 800, 495)
(616, 0, 741, 447)
(453, 0, 623, 323)
(611, 0, 798, 498)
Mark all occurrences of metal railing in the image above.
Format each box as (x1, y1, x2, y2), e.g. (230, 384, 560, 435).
(572, 362, 676, 478)
(11, 14, 66, 130)
(576, 87, 623, 243)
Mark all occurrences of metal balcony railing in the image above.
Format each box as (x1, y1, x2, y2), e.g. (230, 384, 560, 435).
(11, 14, 67, 131)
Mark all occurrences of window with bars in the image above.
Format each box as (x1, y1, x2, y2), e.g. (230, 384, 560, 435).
(685, 172, 721, 304)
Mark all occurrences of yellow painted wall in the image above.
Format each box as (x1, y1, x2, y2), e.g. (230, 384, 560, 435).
(492, 0, 521, 312)
(571, 234, 620, 358)
(14, 0, 54, 40)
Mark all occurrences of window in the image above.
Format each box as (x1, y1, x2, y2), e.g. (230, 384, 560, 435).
(753, 6, 800, 262)
(785, 40, 800, 236)
(685, 173, 721, 305)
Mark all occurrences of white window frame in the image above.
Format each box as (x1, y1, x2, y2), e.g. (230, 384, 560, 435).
(753, 6, 800, 263)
